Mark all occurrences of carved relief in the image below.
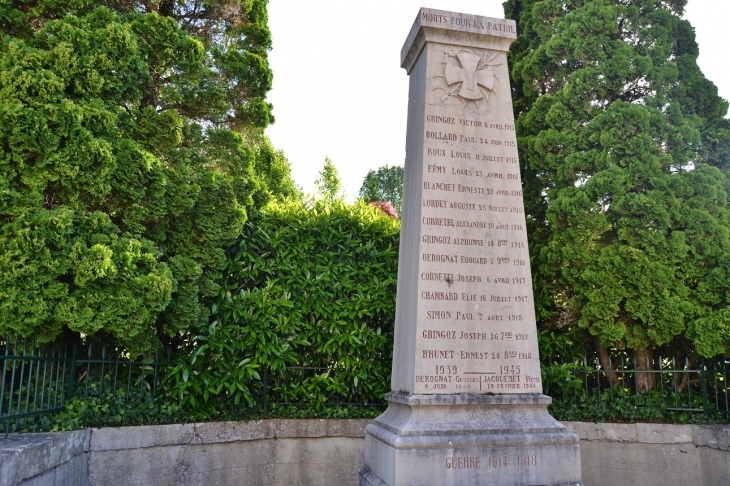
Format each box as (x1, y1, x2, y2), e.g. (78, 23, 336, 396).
(431, 49, 501, 110)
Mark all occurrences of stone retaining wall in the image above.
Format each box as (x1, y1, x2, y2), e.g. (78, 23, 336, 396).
(565, 422, 717, 486)
(0, 430, 89, 486)
(2, 420, 729, 485)
(88, 419, 368, 486)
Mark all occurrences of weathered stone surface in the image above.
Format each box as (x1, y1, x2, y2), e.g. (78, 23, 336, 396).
(193, 419, 276, 444)
(699, 446, 730, 486)
(580, 441, 700, 486)
(326, 419, 370, 438)
(26, 452, 87, 486)
(273, 438, 364, 486)
(392, 7, 541, 397)
(1, 421, 729, 485)
(88, 440, 277, 486)
(87, 436, 366, 486)
(90, 423, 194, 451)
(365, 394, 580, 485)
(0, 430, 89, 486)
(694, 424, 730, 451)
(361, 8, 582, 484)
(359, 466, 387, 486)
(375, 392, 561, 436)
(564, 422, 695, 445)
(564, 421, 639, 443)
(276, 419, 329, 438)
(636, 423, 693, 444)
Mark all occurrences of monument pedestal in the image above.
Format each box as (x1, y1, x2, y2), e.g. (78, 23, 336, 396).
(362, 8, 583, 485)
(359, 393, 582, 486)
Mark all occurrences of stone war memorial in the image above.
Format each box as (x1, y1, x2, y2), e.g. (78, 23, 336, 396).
(359, 8, 583, 486)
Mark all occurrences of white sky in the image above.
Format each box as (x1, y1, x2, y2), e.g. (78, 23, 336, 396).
(265, 1, 730, 199)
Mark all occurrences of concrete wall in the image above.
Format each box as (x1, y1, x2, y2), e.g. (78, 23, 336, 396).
(0, 430, 89, 486)
(565, 422, 702, 486)
(87, 419, 368, 486)
(2, 420, 730, 486)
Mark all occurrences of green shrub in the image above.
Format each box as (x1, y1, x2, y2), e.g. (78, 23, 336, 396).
(538, 330, 585, 397)
(548, 388, 727, 425)
(10, 386, 384, 433)
(165, 198, 400, 414)
(0, 2, 294, 355)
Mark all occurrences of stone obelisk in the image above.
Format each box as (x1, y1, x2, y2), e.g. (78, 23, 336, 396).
(359, 8, 583, 486)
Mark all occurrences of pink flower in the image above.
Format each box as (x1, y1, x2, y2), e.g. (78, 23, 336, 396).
(370, 201, 399, 219)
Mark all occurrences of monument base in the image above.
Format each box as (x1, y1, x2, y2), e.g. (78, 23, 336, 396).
(361, 392, 582, 486)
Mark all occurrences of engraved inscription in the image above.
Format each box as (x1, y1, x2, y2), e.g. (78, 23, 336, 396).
(405, 18, 543, 395)
(441, 454, 538, 469)
(446, 457, 480, 469)
(426, 114, 455, 124)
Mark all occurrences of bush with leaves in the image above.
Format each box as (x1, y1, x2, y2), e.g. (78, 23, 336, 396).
(166, 197, 400, 413)
(538, 330, 585, 398)
(0, 1, 296, 354)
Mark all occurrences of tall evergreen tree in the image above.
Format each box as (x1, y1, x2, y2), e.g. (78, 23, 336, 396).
(0, 1, 295, 354)
(505, 0, 730, 387)
(314, 156, 342, 200)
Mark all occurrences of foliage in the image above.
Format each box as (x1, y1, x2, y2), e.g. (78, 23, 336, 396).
(0, 1, 295, 354)
(504, 0, 730, 357)
(370, 201, 399, 219)
(359, 165, 404, 215)
(314, 156, 342, 200)
(165, 197, 400, 414)
(44, 387, 186, 432)
(549, 388, 727, 425)
(10, 386, 383, 433)
(250, 136, 301, 203)
(164, 316, 264, 411)
(538, 330, 585, 397)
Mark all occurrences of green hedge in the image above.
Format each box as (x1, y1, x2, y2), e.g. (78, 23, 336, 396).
(166, 198, 400, 412)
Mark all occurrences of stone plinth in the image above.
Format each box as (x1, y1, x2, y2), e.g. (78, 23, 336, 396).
(360, 8, 583, 485)
(361, 394, 580, 485)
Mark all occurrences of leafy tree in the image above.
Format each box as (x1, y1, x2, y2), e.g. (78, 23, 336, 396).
(505, 0, 730, 388)
(0, 1, 294, 354)
(359, 165, 404, 215)
(314, 156, 342, 199)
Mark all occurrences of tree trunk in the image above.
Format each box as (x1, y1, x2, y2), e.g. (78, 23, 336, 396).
(634, 348, 655, 393)
(675, 351, 694, 394)
(159, 0, 175, 17)
(592, 336, 620, 388)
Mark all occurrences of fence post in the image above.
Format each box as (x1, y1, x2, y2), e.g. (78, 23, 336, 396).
(700, 358, 709, 416)
(67, 343, 77, 401)
(262, 368, 268, 397)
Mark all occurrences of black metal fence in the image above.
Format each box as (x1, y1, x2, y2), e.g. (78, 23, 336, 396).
(2, 332, 729, 436)
(0, 336, 69, 435)
(0, 335, 171, 436)
(545, 355, 730, 418)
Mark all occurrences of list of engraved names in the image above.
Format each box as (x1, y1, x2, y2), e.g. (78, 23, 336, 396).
(413, 77, 542, 394)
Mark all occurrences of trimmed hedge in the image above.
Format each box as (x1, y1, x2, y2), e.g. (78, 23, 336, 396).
(166, 198, 400, 412)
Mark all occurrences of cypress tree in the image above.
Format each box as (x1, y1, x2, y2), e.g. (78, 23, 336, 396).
(0, 1, 295, 354)
(505, 0, 730, 388)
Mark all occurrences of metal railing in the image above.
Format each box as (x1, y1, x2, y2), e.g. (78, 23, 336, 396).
(546, 355, 730, 418)
(1, 335, 171, 436)
(3, 332, 729, 435)
(0, 336, 70, 436)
